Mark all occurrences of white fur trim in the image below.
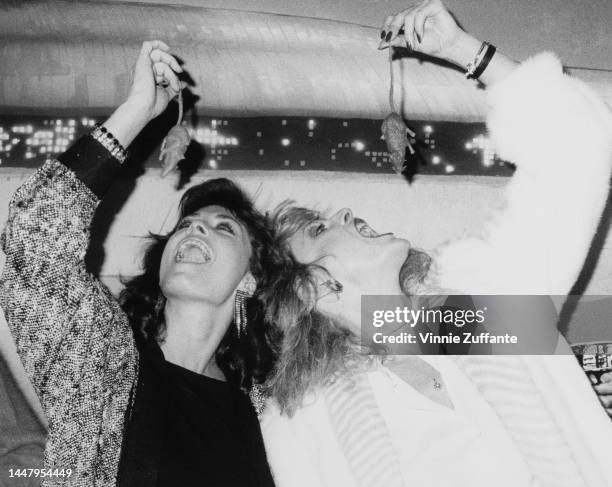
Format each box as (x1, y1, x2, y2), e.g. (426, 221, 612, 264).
(435, 52, 612, 295)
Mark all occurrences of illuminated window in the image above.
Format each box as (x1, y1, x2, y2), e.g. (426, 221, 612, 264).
(482, 150, 495, 167)
(281, 138, 290, 147)
(432, 155, 441, 165)
(353, 140, 365, 151)
(307, 119, 316, 130)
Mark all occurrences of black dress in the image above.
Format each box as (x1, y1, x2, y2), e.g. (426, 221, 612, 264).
(118, 341, 275, 487)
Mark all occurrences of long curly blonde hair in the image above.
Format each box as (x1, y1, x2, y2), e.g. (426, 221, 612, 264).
(261, 203, 435, 415)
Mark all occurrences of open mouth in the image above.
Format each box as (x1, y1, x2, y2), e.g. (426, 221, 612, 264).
(175, 237, 213, 264)
(354, 218, 383, 238)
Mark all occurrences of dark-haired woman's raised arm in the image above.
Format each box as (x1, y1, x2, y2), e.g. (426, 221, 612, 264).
(0, 40, 181, 485)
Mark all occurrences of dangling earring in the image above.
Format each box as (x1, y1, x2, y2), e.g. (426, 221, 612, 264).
(234, 290, 249, 337)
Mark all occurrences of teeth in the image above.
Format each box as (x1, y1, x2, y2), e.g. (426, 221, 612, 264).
(355, 219, 379, 238)
(175, 238, 212, 264)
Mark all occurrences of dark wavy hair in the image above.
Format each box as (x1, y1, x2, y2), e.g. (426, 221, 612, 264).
(119, 178, 277, 392)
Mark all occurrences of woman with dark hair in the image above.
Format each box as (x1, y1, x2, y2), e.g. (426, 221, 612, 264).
(119, 177, 275, 393)
(0, 40, 275, 486)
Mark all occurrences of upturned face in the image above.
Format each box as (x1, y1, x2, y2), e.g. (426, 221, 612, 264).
(159, 205, 252, 306)
(287, 208, 411, 298)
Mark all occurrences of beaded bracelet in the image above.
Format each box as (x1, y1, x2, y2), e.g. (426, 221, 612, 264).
(91, 124, 128, 164)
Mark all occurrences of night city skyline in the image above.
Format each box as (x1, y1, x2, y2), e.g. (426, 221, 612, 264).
(0, 115, 514, 177)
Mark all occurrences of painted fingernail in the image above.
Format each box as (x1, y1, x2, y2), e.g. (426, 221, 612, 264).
(380, 30, 386, 39)
(385, 31, 392, 42)
(416, 31, 422, 43)
(398, 27, 405, 36)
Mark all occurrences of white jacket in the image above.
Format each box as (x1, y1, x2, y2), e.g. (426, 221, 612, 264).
(262, 53, 612, 487)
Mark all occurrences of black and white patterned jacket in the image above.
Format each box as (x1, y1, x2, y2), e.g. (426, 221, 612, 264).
(0, 137, 138, 486)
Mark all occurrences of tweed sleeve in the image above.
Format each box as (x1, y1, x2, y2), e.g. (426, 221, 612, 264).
(0, 146, 139, 484)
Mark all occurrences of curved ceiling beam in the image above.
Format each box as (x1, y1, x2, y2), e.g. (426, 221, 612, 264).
(0, 1, 609, 120)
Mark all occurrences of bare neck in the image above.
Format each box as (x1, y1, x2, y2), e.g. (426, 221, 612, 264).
(160, 297, 234, 379)
(328, 277, 404, 333)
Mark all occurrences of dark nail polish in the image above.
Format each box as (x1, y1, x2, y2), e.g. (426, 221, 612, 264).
(385, 31, 392, 42)
(416, 32, 421, 43)
(380, 30, 386, 39)
(398, 27, 405, 36)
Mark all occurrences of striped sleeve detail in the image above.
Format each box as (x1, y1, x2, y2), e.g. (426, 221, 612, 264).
(324, 373, 405, 487)
(453, 356, 587, 487)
